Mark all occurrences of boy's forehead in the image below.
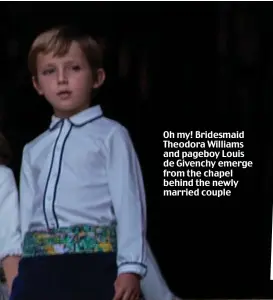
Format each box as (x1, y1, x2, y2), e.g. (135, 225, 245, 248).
(37, 41, 85, 64)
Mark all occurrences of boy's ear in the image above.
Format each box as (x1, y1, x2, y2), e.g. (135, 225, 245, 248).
(93, 68, 106, 89)
(32, 76, 44, 95)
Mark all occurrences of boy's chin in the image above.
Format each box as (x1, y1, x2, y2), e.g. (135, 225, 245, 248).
(53, 101, 80, 111)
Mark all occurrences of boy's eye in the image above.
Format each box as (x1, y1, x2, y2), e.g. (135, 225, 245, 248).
(71, 65, 81, 71)
(42, 68, 55, 75)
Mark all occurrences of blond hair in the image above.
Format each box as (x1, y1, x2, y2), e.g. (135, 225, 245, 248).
(28, 26, 103, 79)
(0, 133, 12, 166)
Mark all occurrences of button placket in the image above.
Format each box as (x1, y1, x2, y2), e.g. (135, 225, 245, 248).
(44, 120, 71, 229)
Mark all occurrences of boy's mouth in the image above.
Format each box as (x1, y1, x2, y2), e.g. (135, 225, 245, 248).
(57, 90, 72, 100)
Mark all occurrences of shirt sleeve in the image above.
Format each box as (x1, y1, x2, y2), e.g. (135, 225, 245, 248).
(106, 125, 147, 278)
(0, 167, 22, 261)
(19, 145, 35, 238)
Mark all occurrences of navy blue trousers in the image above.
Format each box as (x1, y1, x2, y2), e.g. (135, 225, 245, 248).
(10, 253, 117, 300)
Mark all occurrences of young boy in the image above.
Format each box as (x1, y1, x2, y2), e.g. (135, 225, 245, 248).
(11, 25, 146, 300)
(10, 26, 180, 300)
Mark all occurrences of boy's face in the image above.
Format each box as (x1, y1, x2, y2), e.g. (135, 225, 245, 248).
(33, 41, 105, 118)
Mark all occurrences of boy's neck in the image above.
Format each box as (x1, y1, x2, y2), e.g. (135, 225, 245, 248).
(54, 104, 91, 119)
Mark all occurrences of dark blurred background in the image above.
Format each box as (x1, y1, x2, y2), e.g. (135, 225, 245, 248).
(0, 1, 272, 297)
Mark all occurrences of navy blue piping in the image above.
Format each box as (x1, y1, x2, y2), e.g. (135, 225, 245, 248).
(118, 261, 147, 269)
(118, 262, 148, 277)
(49, 120, 63, 132)
(43, 120, 64, 229)
(51, 124, 72, 228)
(68, 114, 103, 128)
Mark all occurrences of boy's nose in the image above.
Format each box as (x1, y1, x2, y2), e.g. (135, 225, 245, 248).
(57, 70, 68, 85)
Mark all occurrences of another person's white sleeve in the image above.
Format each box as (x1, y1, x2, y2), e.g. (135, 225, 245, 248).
(141, 242, 174, 300)
(0, 166, 22, 261)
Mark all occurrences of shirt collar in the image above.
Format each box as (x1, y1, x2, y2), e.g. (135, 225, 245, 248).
(49, 105, 103, 131)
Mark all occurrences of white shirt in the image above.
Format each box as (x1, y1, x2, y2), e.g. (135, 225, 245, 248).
(19, 105, 147, 277)
(0, 165, 21, 261)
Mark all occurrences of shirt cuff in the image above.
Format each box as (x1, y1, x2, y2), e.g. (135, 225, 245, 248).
(0, 248, 22, 261)
(118, 262, 147, 278)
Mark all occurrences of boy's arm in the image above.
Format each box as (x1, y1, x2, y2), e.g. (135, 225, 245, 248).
(107, 125, 147, 278)
(0, 168, 21, 291)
